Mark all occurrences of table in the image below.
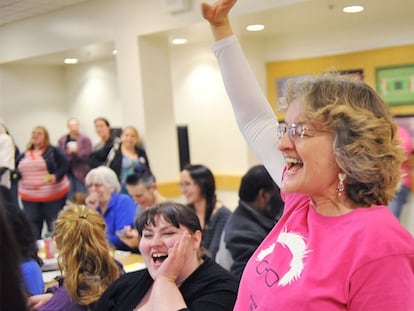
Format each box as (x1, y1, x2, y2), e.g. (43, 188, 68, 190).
(40, 247, 146, 288)
(114, 251, 146, 273)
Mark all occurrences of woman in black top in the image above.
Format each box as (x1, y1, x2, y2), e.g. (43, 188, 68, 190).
(94, 202, 238, 311)
(89, 126, 150, 194)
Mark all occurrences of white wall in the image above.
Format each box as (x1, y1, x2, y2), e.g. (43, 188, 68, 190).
(64, 59, 122, 145)
(0, 60, 121, 149)
(170, 41, 250, 173)
(0, 63, 67, 148)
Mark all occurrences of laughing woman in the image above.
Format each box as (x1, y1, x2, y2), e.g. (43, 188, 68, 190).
(93, 202, 238, 311)
(201, 0, 414, 310)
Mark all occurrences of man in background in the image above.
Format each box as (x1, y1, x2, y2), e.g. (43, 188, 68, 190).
(118, 169, 166, 250)
(216, 165, 284, 280)
(58, 118, 92, 199)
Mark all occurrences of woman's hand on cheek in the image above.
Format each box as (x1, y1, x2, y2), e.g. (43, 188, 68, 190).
(154, 232, 192, 283)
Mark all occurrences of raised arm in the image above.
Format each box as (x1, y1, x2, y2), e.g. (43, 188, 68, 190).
(202, 0, 285, 185)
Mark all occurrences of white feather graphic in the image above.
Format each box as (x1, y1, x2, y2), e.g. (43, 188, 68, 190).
(277, 230, 309, 286)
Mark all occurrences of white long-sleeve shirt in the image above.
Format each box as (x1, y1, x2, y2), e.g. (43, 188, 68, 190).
(0, 125, 15, 189)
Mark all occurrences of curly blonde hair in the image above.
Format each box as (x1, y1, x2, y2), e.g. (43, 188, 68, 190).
(285, 73, 404, 206)
(53, 205, 120, 306)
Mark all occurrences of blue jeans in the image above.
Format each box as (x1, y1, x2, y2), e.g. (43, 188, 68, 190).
(388, 185, 410, 220)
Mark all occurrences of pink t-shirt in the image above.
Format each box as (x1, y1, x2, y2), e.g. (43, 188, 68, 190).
(234, 192, 414, 311)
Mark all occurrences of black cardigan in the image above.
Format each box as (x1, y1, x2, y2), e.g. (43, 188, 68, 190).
(88, 142, 150, 180)
(93, 257, 238, 311)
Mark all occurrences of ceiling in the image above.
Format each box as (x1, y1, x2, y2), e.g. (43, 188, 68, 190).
(2, 0, 414, 65)
(0, 0, 90, 26)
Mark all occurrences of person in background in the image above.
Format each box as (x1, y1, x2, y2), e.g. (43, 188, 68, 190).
(1, 189, 44, 296)
(17, 125, 70, 239)
(180, 164, 231, 259)
(92, 117, 115, 151)
(0, 201, 29, 311)
(118, 168, 167, 250)
(216, 165, 284, 280)
(66, 191, 87, 206)
(84, 166, 137, 251)
(388, 125, 413, 220)
(1, 124, 21, 207)
(127, 168, 166, 218)
(28, 205, 122, 311)
(0, 122, 15, 191)
(202, 0, 414, 310)
(58, 118, 93, 199)
(89, 125, 151, 194)
(93, 202, 238, 311)
(0, 122, 21, 209)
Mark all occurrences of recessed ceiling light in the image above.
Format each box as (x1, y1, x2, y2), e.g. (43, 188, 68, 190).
(342, 5, 364, 13)
(64, 58, 78, 64)
(246, 24, 265, 32)
(112, 49, 118, 55)
(171, 38, 187, 45)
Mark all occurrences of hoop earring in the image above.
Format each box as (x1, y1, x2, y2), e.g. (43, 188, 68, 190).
(336, 173, 346, 197)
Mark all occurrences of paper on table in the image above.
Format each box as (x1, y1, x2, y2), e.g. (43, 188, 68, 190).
(42, 270, 61, 283)
(124, 262, 146, 273)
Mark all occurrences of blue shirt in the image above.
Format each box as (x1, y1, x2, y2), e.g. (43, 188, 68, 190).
(98, 192, 137, 250)
(21, 258, 44, 295)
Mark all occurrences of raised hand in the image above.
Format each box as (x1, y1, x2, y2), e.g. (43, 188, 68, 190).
(201, 0, 237, 40)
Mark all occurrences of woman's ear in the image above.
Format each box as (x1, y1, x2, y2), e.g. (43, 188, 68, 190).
(192, 230, 202, 249)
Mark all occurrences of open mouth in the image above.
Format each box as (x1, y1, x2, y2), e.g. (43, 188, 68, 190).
(285, 157, 303, 175)
(152, 253, 168, 264)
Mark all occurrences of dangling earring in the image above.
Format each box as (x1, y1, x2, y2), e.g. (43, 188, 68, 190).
(336, 172, 346, 196)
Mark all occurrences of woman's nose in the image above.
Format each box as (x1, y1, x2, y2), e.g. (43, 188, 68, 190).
(278, 131, 293, 150)
(150, 235, 163, 247)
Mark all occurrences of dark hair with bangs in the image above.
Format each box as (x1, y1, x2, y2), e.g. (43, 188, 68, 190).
(136, 202, 202, 236)
(182, 164, 216, 228)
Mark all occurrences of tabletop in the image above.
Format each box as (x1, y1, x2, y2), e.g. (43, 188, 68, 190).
(38, 241, 146, 288)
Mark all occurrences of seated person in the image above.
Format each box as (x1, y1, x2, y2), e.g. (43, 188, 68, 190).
(180, 164, 232, 259)
(93, 202, 238, 311)
(1, 187, 44, 296)
(216, 165, 284, 280)
(28, 205, 122, 311)
(118, 169, 166, 249)
(84, 166, 137, 251)
(0, 198, 29, 311)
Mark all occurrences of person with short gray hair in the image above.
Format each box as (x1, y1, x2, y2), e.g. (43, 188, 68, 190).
(85, 166, 136, 251)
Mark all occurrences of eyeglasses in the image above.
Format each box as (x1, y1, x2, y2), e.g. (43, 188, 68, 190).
(277, 122, 327, 140)
(256, 259, 279, 288)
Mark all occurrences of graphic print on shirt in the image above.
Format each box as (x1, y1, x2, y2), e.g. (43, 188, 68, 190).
(255, 228, 310, 287)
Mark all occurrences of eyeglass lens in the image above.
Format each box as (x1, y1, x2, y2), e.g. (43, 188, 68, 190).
(277, 123, 305, 139)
